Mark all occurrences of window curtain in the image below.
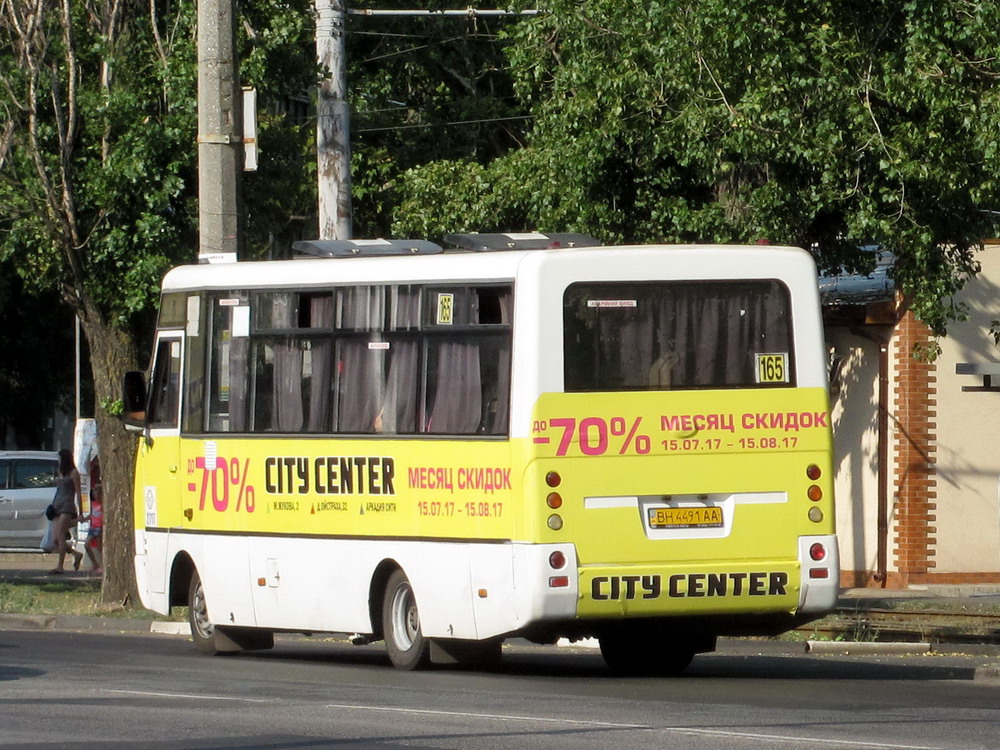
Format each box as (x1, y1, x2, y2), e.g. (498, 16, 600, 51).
(594, 284, 785, 390)
(308, 295, 334, 431)
(487, 291, 513, 433)
(226, 314, 249, 432)
(427, 341, 482, 434)
(378, 287, 421, 433)
(270, 294, 304, 432)
(336, 287, 386, 433)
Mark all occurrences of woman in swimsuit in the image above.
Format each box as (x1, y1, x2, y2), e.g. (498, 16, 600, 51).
(49, 448, 84, 574)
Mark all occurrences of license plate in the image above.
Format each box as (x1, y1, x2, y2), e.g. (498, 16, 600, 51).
(647, 506, 723, 529)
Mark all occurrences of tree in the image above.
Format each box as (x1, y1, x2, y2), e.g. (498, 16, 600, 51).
(0, 0, 316, 604)
(393, 0, 1000, 335)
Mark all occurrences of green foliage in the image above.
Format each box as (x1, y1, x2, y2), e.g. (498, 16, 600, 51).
(101, 398, 125, 417)
(347, 3, 531, 237)
(0, 0, 318, 322)
(394, 0, 1000, 335)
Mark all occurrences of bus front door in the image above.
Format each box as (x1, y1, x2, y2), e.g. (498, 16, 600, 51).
(136, 331, 184, 595)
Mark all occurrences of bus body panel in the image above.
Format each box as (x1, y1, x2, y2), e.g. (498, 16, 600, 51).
(133, 528, 579, 639)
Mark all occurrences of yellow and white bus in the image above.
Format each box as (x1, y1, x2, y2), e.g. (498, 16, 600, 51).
(124, 233, 838, 674)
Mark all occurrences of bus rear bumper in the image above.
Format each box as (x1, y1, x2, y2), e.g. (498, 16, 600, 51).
(507, 543, 581, 633)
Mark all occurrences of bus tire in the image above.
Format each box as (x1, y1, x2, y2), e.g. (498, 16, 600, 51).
(382, 570, 430, 670)
(187, 570, 238, 655)
(599, 627, 694, 676)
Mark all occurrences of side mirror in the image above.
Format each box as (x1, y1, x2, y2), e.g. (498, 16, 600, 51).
(122, 371, 147, 431)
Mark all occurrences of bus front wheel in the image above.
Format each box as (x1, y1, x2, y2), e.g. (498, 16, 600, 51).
(188, 571, 222, 654)
(382, 570, 430, 670)
(187, 570, 274, 654)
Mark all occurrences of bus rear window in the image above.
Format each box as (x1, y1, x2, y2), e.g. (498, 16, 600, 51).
(563, 280, 794, 391)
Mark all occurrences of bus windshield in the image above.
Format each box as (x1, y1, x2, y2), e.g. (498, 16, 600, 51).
(563, 279, 794, 392)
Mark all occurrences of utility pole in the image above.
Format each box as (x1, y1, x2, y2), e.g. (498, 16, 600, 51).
(198, 0, 243, 262)
(316, 0, 352, 240)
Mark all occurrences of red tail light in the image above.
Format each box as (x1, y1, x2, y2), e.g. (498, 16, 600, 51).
(809, 543, 827, 561)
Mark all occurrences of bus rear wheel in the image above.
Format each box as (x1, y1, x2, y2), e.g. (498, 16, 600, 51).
(599, 626, 696, 676)
(382, 570, 430, 670)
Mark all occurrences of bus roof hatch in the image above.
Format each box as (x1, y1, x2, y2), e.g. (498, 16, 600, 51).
(445, 232, 603, 252)
(293, 239, 444, 258)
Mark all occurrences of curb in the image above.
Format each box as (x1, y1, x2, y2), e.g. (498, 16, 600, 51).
(0, 613, 56, 630)
(150, 621, 188, 635)
(976, 664, 1000, 682)
(0, 612, 186, 636)
(805, 640, 931, 655)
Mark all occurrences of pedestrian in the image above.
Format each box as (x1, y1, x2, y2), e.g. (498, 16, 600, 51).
(79, 456, 103, 575)
(49, 448, 83, 574)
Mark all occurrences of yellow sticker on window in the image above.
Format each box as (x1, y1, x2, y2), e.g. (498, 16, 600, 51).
(437, 293, 454, 325)
(755, 353, 789, 384)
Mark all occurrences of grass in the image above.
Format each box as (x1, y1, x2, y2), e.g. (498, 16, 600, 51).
(0, 579, 184, 621)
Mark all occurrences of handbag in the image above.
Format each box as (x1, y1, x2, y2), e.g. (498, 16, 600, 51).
(40, 521, 55, 553)
(45, 503, 56, 521)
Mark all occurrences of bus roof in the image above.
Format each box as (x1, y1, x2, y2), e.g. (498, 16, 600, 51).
(160, 244, 819, 294)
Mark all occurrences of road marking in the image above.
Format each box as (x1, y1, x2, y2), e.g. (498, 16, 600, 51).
(103, 691, 943, 749)
(105, 689, 271, 703)
(656, 726, 942, 749)
(323, 703, 647, 729)
(323, 703, 943, 749)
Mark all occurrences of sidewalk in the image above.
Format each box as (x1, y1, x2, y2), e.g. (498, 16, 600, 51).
(0, 550, 187, 635)
(0, 549, 100, 583)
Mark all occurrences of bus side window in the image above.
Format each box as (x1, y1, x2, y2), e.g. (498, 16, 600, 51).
(207, 295, 250, 432)
(425, 334, 511, 436)
(147, 338, 182, 429)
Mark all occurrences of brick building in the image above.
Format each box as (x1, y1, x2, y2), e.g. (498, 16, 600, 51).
(826, 244, 1000, 588)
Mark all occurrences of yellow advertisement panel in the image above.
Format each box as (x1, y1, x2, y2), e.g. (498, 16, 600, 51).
(523, 387, 835, 606)
(139, 438, 519, 541)
(527, 387, 832, 460)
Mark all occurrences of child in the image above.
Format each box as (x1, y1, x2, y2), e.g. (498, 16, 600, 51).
(80, 457, 104, 576)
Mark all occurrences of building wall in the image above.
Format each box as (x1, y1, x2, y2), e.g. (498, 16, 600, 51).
(827, 328, 885, 585)
(932, 245, 1000, 581)
(828, 245, 1000, 587)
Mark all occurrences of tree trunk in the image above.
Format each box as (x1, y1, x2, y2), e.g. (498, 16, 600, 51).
(79, 297, 140, 606)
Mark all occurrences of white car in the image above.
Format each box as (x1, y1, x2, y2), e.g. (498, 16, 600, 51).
(0, 451, 60, 549)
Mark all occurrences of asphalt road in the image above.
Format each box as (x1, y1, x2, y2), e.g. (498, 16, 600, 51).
(2, 628, 1000, 749)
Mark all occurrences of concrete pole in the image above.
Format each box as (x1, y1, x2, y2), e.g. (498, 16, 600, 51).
(198, 0, 243, 261)
(316, 0, 352, 240)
